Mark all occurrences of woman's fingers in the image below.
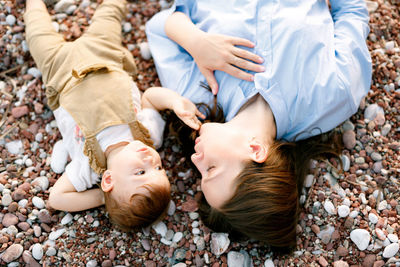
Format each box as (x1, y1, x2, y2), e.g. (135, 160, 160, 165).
(230, 55, 265, 73)
(223, 64, 254, 82)
(201, 68, 219, 95)
(230, 37, 255, 48)
(233, 47, 264, 64)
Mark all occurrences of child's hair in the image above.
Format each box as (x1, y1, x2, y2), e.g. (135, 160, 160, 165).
(168, 83, 343, 254)
(104, 184, 171, 231)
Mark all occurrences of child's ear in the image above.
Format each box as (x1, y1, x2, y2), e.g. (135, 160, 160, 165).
(248, 139, 268, 163)
(101, 170, 114, 192)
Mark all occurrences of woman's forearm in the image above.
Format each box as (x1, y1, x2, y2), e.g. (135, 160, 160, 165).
(165, 12, 205, 55)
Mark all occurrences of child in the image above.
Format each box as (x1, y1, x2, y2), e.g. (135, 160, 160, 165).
(24, 0, 204, 231)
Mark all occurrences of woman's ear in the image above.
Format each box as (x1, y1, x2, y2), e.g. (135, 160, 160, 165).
(101, 170, 114, 192)
(249, 139, 268, 163)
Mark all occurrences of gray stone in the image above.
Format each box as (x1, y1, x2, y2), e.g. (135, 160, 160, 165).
(32, 197, 45, 209)
(6, 15, 16, 26)
(2, 193, 12, 206)
(46, 247, 57, 256)
(211, 233, 230, 256)
(371, 152, 382, 162)
(32, 243, 43, 260)
(152, 221, 167, 237)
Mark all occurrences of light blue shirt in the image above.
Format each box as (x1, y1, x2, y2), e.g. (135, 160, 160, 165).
(146, 0, 372, 141)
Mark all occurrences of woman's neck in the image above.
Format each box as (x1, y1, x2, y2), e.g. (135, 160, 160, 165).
(229, 94, 276, 144)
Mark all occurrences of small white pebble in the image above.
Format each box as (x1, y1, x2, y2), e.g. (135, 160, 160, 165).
(25, 158, 33, 167)
(167, 200, 176, 216)
(1, 194, 12, 206)
(323, 200, 336, 215)
(49, 228, 66, 240)
(32, 197, 45, 209)
(192, 228, 200, 235)
(383, 243, 399, 258)
(61, 213, 73, 225)
(338, 205, 350, 218)
(368, 213, 378, 224)
(32, 243, 43, 260)
(86, 260, 98, 267)
(173, 232, 183, 243)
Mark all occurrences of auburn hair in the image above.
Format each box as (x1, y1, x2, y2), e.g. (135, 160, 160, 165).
(168, 83, 343, 254)
(104, 184, 171, 232)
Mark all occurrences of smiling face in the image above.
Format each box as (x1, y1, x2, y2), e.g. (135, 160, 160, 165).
(190, 122, 251, 208)
(103, 141, 170, 203)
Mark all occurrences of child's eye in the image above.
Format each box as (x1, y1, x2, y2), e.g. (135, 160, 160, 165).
(207, 166, 215, 172)
(155, 165, 163, 171)
(135, 170, 145, 175)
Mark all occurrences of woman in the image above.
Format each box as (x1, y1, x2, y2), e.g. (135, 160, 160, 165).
(146, 0, 372, 252)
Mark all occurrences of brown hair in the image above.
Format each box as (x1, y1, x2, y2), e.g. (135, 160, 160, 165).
(168, 83, 343, 254)
(104, 184, 171, 232)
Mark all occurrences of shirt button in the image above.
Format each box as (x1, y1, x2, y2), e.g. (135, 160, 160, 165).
(262, 51, 268, 56)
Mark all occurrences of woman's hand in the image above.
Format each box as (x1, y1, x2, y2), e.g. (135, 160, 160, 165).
(165, 12, 265, 95)
(173, 97, 205, 130)
(191, 33, 265, 94)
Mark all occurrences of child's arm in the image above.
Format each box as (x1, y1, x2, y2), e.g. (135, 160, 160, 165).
(48, 172, 104, 212)
(165, 12, 264, 95)
(142, 87, 205, 130)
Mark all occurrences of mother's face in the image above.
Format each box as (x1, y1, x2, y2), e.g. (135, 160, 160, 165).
(190, 122, 250, 209)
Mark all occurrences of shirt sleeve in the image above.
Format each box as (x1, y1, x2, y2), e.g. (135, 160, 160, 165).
(145, 1, 196, 91)
(330, 0, 372, 111)
(65, 157, 100, 192)
(136, 108, 166, 150)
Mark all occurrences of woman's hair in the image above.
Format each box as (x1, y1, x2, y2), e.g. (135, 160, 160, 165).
(104, 184, 171, 232)
(168, 83, 343, 254)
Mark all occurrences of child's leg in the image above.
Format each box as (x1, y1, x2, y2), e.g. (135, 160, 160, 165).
(24, 0, 65, 83)
(84, 0, 127, 46)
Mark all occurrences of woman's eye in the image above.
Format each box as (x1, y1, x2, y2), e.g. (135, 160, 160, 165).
(134, 170, 145, 175)
(207, 166, 215, 172)
(155, 165, 163, 171)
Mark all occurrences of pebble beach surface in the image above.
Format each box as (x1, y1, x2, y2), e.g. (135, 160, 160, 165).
(0, 0, 399, 266)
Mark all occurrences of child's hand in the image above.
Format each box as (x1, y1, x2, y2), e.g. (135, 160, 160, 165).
(173, 97, 206, 130)
(191, 33, 265, 94)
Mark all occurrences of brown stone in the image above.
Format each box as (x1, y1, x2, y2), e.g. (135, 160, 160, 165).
(362, 254, 376, 267)
(333, 261, 349, 267)
(318, 256, 328, 267)
(343, 130, 356, 149)
(11, 105, 29, 118)
(12, 188, 27, 201)
(344, 217, 354, 229)
(336, 246, 348, 257)
(17, 222, 30, 231)
(2, 213, 19, 227)
(372, 260, 385, 267)
(7, 202, 18, 213)
(181, 197, 198, 212)
(1, 244, 23, 263)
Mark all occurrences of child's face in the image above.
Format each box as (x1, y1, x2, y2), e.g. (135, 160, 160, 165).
(106, 141, 170, 202)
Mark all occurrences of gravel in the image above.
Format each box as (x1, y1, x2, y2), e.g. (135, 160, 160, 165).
(0, 0, 399, 265)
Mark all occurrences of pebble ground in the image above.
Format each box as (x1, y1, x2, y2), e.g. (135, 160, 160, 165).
(0, 0, 399, 266)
